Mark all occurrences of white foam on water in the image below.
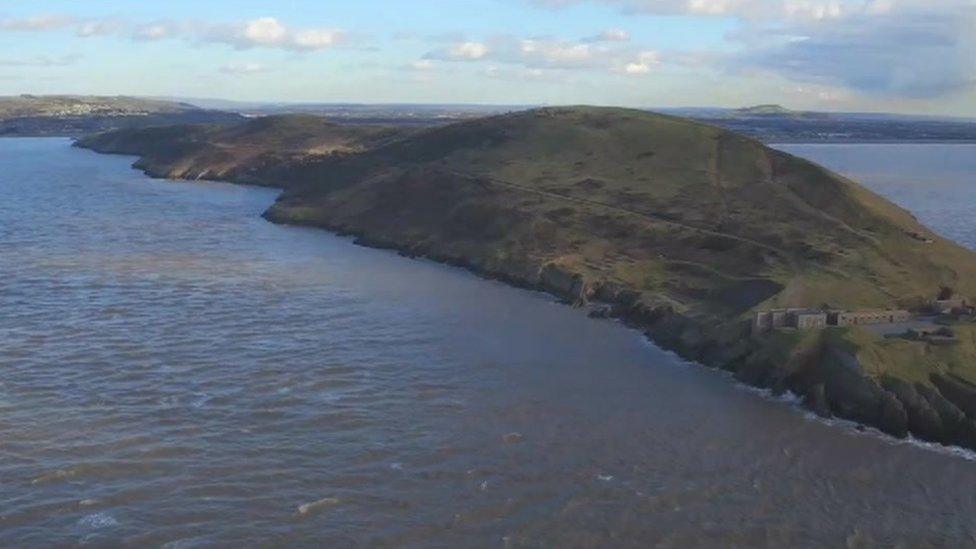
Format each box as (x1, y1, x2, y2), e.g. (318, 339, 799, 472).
(627, 327, 976, 464)
(161, 536, 211, 549)
(77, 512, 119, 529)
(297, 497, 341, 516)
(735, 379, 976, 462)
(190, 392, 210, 409)
(31, 469, 75, 485)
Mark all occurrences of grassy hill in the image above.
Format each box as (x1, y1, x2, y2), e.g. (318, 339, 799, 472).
(729, 104, 829, 119)
(77, 114, 412, 183)
(262, 107, 976, 312)
(77, 106, 976, 449)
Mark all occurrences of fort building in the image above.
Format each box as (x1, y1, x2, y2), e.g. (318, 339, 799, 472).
(795, 311, 828, 330)
(753, 308, 910, 334)
(830, 309, 910, 326)
(753, 308, 827, 333)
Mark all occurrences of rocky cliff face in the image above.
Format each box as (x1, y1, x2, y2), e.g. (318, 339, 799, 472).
(77, 106, 976, 451)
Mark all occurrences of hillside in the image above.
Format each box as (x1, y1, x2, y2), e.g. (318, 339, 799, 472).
(0, 95, 242, 136)
(261, 108, 976, 310)
(77, 107, 976, 449)
(77, 114, 413, 183)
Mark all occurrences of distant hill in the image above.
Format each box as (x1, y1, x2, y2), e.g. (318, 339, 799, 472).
(77, 106, 976, 450)
(0, 95, 196, 118)
(734, 104, 805, 117)
(667, 105, 976, 142)
(0, 95, 243, 136)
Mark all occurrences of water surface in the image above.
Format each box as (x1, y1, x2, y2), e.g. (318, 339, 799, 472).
(775, 143, 976, 247)
(2, 139, 976, 547)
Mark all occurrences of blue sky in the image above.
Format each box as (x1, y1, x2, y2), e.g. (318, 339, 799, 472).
(1, 0, 973, 115)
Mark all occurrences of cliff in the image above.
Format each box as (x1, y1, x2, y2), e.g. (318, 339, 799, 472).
(76, 106, 976, 450)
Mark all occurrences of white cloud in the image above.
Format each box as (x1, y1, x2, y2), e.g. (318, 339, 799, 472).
(483, 64, 576, 83)
(783, 1, 845, 21)
(0, 13, 75, 31)
(735, 5, 976, 98)
(531, 0, 970, 20)
(783, 83, 852, 103)
(209, 17, 345, 51)
(447, 41, 490, 60)
(530, 0, 976, 98)
(519, 39, 595, 67)
(687, 0, 748, 15)
(219, 62, 268, 74)
(242, 17, 287, 45)
(584, 28, 631, 42)
(134, 22, 175, 41)
(621, 50, 661, 73)
(0, 13, 126, 39)
(408, 59, 436, 70)
(76, 19, 121, 37)
(292, 29, 342, 50)
(0, 54, 81, 67)
(428, 33, 668, 74)
(0, 12, 347, 53)
(865, 0, 895, 15)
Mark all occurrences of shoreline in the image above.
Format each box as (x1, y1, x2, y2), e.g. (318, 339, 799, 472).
(71, 123, 976, 454)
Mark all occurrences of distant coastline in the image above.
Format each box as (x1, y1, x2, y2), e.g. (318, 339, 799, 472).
(768, 139, 976, 145)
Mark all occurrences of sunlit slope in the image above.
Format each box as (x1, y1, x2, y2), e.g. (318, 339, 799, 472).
(265, 107, 976, 319)
(77, 114, 410, 182)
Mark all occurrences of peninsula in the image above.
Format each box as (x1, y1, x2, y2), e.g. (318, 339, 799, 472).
(77, 107, 976, 450)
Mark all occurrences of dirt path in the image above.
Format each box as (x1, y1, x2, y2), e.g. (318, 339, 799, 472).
(444, 168, 799, 273)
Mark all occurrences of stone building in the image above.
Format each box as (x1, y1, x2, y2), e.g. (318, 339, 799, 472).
(830, 309, 910, 326)
(752, 311, 772, 333)
(753, 308, 827, 333)
(795, 311, 828, 329)
(754, 307, 911, 334)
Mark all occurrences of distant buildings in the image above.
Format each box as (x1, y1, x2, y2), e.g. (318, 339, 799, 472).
(753, 307, 909, 334)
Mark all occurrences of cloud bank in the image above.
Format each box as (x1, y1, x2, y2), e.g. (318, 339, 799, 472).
(425, 34, 663, 75)
(529, 0, 976, 98)
(1, 3, 973, 105)
(0, 14, 346, 52)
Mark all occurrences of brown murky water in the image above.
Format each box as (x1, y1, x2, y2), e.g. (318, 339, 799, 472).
(2, 139, 976, 547)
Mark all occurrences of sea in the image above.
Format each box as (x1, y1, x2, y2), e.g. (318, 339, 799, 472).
(1, 138, 975, 547)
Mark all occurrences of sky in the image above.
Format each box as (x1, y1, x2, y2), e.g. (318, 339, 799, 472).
(0, 0, 974, 115)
